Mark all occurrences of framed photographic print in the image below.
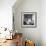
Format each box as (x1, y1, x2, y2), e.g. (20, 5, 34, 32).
(21, 12, 37, 28)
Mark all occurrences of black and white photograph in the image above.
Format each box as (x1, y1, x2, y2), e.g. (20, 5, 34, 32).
(21, 12, 37, 28)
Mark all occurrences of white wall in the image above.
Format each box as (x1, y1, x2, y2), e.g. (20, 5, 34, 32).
(13, 0, 41, 46)
(0, 0, 16, 30)
(13, 0, 46, 46)
(41, 0, 46, 46)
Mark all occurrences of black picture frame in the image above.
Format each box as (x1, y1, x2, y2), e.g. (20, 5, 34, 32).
(21, 12, 37, 28)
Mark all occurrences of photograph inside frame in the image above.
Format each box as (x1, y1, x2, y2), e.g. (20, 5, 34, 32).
(21, 12, 37, 28)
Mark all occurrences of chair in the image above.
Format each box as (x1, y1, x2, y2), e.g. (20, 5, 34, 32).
(25, 40, 35, 46)
(14, 33, 23, 46)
